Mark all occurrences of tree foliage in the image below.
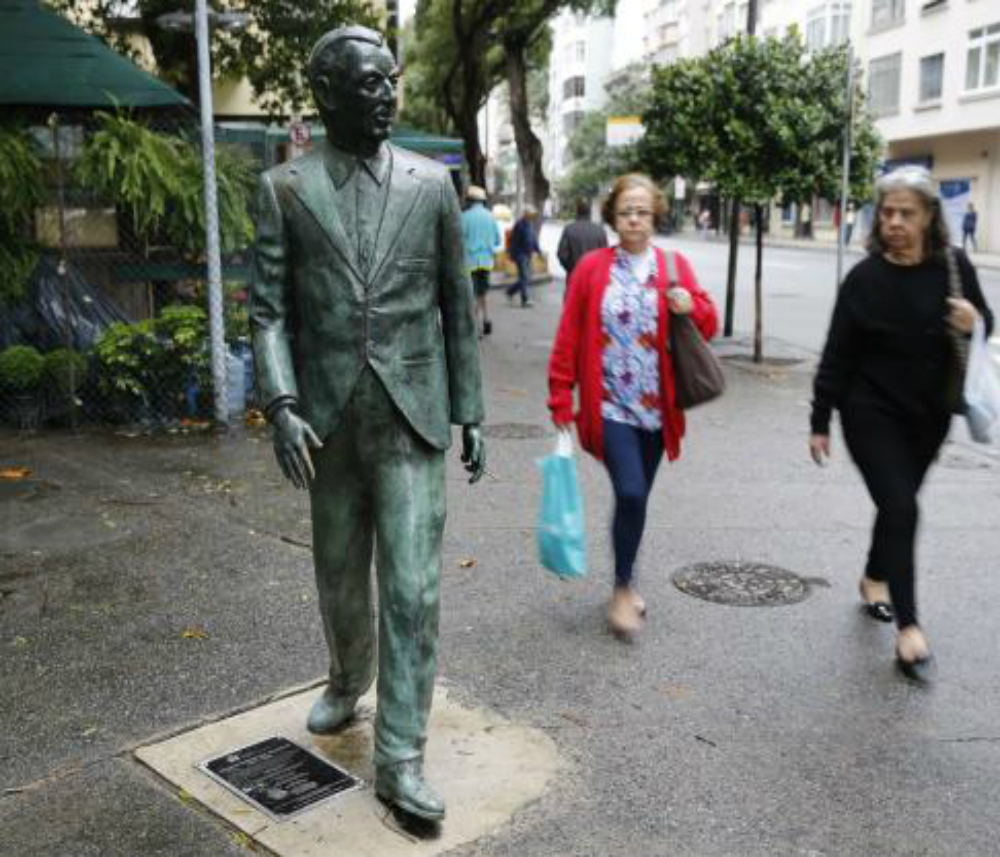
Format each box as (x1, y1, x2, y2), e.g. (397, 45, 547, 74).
(640, 33, 881, 205)
(0, 125, 45, 305)
(76, 111, 256, 257)
(48, 0, 377, 114)
(402, 0, 614, 197)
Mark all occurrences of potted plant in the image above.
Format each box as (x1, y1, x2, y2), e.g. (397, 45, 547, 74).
(43, 348, 88, 425)
(0, 344, 45, 430)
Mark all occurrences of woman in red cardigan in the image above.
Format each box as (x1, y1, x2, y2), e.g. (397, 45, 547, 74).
(547, 174, 718, 639)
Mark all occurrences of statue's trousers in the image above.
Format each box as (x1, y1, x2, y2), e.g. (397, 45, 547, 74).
(308, 368, 445, 767)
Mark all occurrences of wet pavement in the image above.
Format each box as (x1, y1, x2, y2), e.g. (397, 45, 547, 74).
(3, 267, 1000, 856)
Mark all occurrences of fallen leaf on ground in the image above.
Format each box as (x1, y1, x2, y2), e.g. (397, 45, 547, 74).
(178, 789, 194, 804)
(80, 726, 98, 737)
(180, 418, 211, 429)
(12, 636, 28, 647)
(458, 558, 477, 568)
(181, 627, 209, 640)
(231, 831, 255, 849)
(0, 467, 31, 480)
(245, 409, 266, 427)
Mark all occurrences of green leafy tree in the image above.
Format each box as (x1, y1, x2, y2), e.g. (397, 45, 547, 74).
(75, 111, 256, 258)
(0, 126, 45, 305)
(403, 0, 614, 203)
(48, 0, 377, 113)
(639, 33, 881, 360)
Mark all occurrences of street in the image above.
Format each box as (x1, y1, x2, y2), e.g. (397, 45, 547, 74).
(541, 223, 1000, 358)
(3, 236, 1000, 856)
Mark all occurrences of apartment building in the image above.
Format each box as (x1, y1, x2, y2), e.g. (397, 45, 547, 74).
(641, 0, 709, 62)
(862, 0, 999, 252)
(544, 9, 616, 190)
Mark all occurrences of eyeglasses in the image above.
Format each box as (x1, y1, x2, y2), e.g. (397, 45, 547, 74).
(615, 208, 654, 220)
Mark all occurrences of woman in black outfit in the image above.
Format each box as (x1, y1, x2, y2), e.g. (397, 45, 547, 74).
(809, 166, 993, 682)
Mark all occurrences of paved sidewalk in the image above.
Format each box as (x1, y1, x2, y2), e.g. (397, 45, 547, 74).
(3, 278, 1000, 856)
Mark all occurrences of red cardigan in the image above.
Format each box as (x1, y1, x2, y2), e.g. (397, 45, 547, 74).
(547, 246, 718, 462)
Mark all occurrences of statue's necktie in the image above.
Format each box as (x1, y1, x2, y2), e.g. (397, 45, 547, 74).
(356, 162, 380, 277)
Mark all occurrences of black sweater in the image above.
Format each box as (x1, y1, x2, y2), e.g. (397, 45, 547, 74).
(811, 250, 994, 434)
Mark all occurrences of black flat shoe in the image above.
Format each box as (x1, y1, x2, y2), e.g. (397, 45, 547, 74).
(895, 653, 935, 684)
(862, 601, 894, 622)
(858, 579, 894, 623)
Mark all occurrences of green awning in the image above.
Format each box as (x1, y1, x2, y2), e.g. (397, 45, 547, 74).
(0, 0, 189, 108)
(263, 123, 464, 155)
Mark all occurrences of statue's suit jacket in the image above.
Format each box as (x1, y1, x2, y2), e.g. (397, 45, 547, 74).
(249, 142, 484, 448)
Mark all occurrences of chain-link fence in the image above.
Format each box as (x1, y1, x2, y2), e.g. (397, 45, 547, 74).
(0, 107, 261, 432)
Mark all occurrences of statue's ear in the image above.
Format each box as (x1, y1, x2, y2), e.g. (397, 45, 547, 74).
(312, 74, 337, 113)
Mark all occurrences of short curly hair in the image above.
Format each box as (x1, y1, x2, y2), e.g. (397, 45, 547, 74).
(601, 173, 668, 230)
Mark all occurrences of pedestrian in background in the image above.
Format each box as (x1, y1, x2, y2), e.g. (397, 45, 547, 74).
(557, 198, 608, 287)
(844, 203, 856, 246)
(507, 206, 541, 308)
(548, 173, 718, 640)
(810, 166, 993, 682)
(963, 202, 978, 253)
(461, 185, 502, 336)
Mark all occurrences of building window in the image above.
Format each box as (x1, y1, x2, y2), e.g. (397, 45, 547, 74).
(806, 2, 851, 52)
(574, 40, 586, 62)
(563, 76, 586, 100)
(965, 23, 1000, 92)
(807, 6, 826, 52)
(563, 111, 584, 137)
(829, 1, 851, 44)
(919, 53, 944, 102)
(868, 52, 902, 117)
(871, 0, 905, 29)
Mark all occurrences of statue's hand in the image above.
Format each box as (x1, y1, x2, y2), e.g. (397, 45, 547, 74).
(272, 406, 323, 490)
(461, 424, 485, 484)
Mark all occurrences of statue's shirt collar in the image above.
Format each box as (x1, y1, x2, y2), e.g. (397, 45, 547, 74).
(322, 141, 391, 190)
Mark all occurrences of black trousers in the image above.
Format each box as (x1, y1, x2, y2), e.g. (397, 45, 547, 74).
(841, 406, 950, 629)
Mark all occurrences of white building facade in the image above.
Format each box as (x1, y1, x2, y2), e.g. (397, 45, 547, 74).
(861, 0, 1000, 252)
(544, 10, 615, 194)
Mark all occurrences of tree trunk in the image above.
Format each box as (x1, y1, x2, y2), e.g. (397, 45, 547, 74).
(504, 40, 549, 212)
(724, 200, 740, 337)
(447, 0, 489, 189)
(753, 203, 764, 363)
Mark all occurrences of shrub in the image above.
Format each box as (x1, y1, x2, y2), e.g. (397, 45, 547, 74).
(92, 304, 210, 417)
(43, 348, 88, 395)
(0, 345, 45, 392)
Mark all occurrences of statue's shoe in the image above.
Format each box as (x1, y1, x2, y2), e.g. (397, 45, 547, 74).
(306, 689, 358, 735)
(375, 759, 445, 821)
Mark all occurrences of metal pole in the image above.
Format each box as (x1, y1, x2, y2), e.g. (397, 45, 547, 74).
(195, 0, 228, 426)
(836, 46, 855, 288)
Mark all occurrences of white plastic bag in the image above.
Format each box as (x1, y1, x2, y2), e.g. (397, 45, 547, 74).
(963, 318, 1000, 444)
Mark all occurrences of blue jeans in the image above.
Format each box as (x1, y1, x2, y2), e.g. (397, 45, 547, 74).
(602, 419, 664, 588)
(506, 254, 531, 304)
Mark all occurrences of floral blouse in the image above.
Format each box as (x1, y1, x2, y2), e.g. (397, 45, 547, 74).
(600, 247, 662, 430)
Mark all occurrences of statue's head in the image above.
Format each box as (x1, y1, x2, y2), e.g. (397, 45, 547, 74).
(309, 26, 398, 156)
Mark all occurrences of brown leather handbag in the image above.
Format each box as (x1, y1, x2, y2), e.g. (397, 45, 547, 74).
(663, 251, 726, 409)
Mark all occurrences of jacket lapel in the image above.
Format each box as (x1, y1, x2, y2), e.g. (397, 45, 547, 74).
(287, 150, 364, 286)
(368, 147, 425, 285)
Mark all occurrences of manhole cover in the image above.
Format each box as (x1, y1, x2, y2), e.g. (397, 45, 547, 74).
(672, 561, 812, 607)
(481, 423, 547, 440)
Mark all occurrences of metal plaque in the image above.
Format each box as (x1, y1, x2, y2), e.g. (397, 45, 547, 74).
(199, 736, 362, 822)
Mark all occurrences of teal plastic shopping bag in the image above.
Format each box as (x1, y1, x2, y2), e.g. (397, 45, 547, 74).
(537, 431, 587, 578)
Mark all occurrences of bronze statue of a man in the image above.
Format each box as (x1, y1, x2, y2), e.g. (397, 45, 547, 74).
(248, 25, 485, 822)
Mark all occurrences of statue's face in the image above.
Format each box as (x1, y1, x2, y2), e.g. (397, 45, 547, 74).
(320, 39, 398, 149)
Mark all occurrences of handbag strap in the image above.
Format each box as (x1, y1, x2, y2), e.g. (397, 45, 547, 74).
(662, 249, 678, 289)
(945, 248, 969, 374)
